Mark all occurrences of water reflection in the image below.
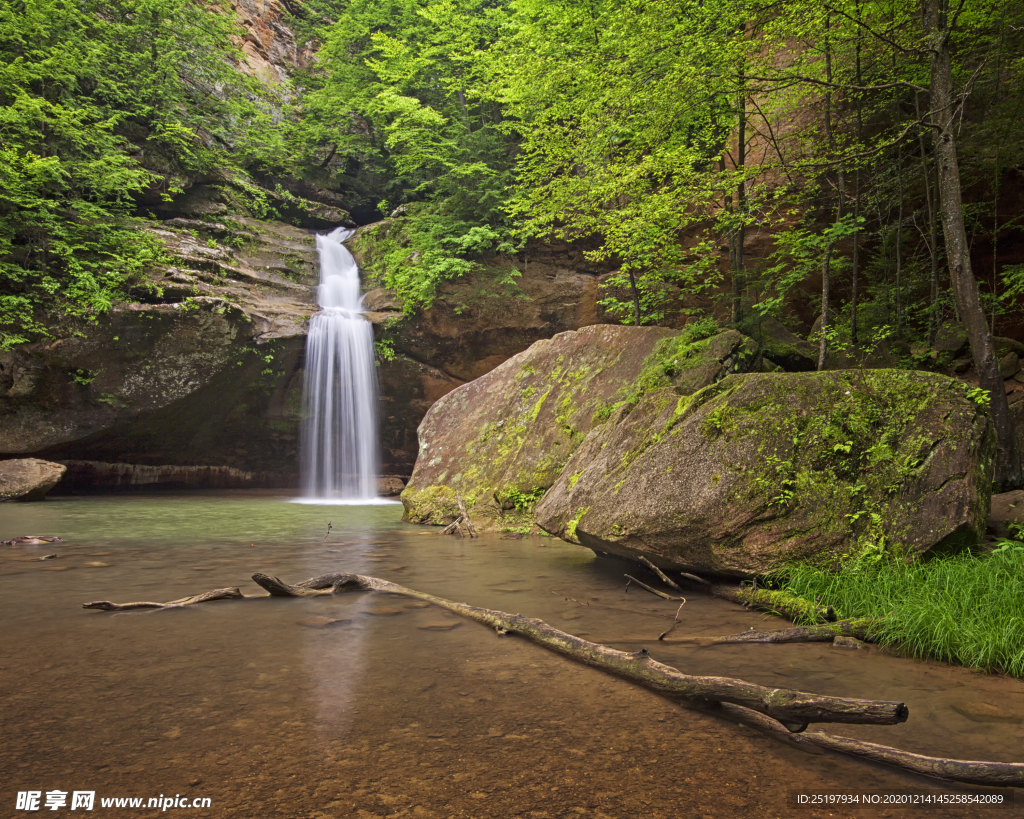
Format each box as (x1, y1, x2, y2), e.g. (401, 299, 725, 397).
(1, 491, 1021, 817)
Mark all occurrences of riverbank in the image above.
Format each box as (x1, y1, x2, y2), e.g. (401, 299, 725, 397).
(764, 545, 1024, 679)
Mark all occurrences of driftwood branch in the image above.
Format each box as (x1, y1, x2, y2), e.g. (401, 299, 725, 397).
(441, 518, 464, 537)
(82, 571, 1024, 788)
(720, 704, 1024, 788)
(440, 495, 477, 538)
(82, 587, 247, 611)
(624, 574, 681, 601)
(457, 493, 478, 538)
(249, 571, 903, 731)
(658, 600, 687, 641)
(637, 555, 685, 591)
(665, 618, 883, 646)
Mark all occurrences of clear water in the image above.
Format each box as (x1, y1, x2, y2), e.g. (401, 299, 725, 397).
(301, 227, 380, 501)
(2, 493, 1021, 817)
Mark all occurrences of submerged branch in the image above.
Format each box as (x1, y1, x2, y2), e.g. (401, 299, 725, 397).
(664, 618, 882, 645)
(82, 588, 247, 611)
(81, 571, 1024, 788)
(721, 704, 1024, 788)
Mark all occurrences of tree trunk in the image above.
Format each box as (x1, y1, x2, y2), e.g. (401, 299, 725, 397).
(916, 92, 941, 348)
(817, 241, 837, 371)
(924, 0, 1022, 490)
(627, 268, 641, 326)
(732, 73, 746, 325)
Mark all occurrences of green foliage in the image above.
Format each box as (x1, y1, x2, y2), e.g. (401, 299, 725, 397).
(500, 0, 755, 319)
(775, 547, 1024, 678)
(496, 486, 546, 512)
(288, 0, 519, 311)
(966, 386, 991, 408)
(374, 337, 397, 362)
(0, 0, 281, 348)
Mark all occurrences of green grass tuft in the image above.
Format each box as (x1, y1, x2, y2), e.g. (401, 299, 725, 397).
(773, 544, 1024, 678)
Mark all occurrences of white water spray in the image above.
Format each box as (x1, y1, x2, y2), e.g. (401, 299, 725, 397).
(299, 227, 381, 502)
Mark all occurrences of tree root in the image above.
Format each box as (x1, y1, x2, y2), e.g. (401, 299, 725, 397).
(82, 571, 1024, 788)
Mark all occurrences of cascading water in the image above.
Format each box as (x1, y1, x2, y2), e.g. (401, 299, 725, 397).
(299, 227, 381, 502)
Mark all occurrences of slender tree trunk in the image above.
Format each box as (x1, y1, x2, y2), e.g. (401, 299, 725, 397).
(627, 268, 641, 326)
(916, 93, 941, 347)
(818, 241, 837, 371)
(732, 69, 747, 326)
(851, 0, 863, 347)
(924, 0, 1022, 489)
(819, 16, 841, 370)
(896, 147, 904, 340)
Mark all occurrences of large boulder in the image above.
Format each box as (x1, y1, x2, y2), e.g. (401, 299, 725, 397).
(401, 325, 762, 529)
(536, 370, 994, 576)
(0, 458, 66, 501)
(741, 315, 817, 371)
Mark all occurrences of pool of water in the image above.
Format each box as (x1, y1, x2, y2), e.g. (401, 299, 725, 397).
(2, 492, 1021, 817)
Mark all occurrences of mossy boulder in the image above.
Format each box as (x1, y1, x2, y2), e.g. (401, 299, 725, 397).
(741, 315, 817, 372)
(401, 325, 764, 530)
(536, 370, 994, 576)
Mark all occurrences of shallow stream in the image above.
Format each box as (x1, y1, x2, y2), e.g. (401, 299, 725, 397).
(2, 492, 1022, 818)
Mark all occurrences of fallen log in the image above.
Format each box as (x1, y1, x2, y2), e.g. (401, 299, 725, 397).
(720, 704, 1024, 788)
(249, 571, 904, 731)
(81, 570, 1024, 788)
(665, 618, 883, 646)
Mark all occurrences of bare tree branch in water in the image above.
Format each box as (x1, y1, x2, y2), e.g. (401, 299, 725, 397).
(83, 571, 1024, 788)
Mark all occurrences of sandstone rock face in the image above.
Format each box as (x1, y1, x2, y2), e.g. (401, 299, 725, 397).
(400, 326, 763, 529)
(0, 458, 66, 501)
(0, 218, 317, 486)
(536, 370, 994, 577)
(355, 220, 643, 476)
(354, 221, 616, 381)
(233, 0, 309, 86)
(401, 325, 674, 528)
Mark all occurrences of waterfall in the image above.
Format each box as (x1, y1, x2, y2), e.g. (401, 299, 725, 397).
(299, 227, 380, 502)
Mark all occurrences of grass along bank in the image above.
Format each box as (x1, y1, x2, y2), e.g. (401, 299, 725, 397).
(771, 544, 1024, 678)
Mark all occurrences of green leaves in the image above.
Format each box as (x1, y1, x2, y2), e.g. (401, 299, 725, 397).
(0, 0, 273, 348)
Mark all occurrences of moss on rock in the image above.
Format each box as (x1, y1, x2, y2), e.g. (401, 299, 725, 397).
(536, 370, 994, 576)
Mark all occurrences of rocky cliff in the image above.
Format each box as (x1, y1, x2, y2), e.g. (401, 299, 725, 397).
(0, 217, 319, 488)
